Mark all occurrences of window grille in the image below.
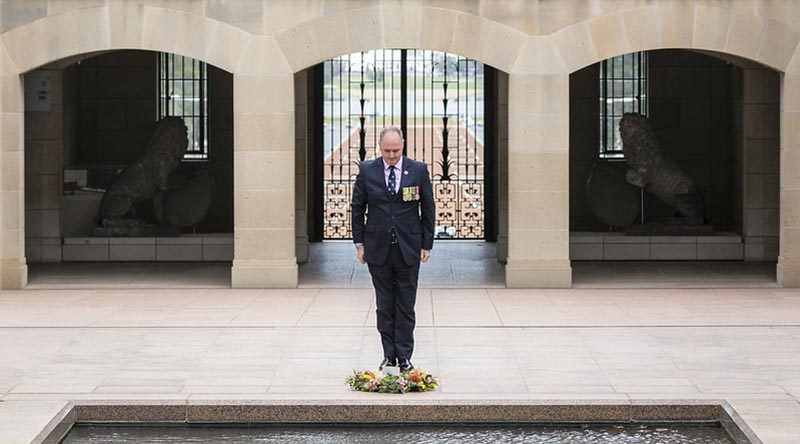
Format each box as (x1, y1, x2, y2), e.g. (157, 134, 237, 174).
(158, 53, 208, 161)
(599, 51, 648, 159)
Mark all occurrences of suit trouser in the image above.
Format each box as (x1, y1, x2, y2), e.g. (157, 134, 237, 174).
(367, 244, 420, 360)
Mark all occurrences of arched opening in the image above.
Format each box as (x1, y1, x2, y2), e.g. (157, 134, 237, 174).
(568, 49, 780, 287)
(295, 49, 507, 287)
(23, 50, 234, 288)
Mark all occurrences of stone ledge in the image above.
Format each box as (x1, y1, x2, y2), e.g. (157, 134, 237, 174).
(570, 232, 745, 261)
(61, 235, 233, 262)
(37, 400, 759, 444)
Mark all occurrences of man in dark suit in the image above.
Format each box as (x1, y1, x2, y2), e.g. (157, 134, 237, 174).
(352, 126, 435, 373)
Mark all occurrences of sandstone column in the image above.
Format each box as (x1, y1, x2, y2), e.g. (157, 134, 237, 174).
(505, 71, 571, 288)
(0, 51, 27, 288)
(294, 70, 309, 263)
(496, 72, 509, 263)
(779, 73, 800, 286)
(24, 69, 63, 264)
(231, 72, 297, 288)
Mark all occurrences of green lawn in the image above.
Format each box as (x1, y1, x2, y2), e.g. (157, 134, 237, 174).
(323, 116, 485, 126)
(325, 74, 485, 100)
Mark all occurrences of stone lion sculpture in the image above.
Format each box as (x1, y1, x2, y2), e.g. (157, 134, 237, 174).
(619, 112, 704, 225)
(93, 116, 215, 236)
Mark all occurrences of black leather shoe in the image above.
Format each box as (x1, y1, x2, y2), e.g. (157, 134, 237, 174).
(398, 358, 414, 373)
(378, 357, 397, 371)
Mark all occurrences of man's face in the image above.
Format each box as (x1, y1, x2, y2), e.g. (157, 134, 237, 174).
(379, 131, 403, 166)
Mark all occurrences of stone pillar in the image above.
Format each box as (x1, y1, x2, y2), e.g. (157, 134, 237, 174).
(0, 54, 27, 288)
(779, 73, 800, 286)
(294, 70, 309, 263)
(231, 73, 297, 288)
(505, 72, 571, 288)
(24, 69, 63, 264)
(742, 68, 780, 261)
(496, 71, 509, 263)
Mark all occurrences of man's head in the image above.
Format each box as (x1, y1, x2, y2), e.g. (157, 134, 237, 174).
(378, 126, 404, 166)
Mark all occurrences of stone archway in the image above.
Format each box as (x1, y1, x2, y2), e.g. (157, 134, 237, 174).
(0, 5, 297, 289)
(274, 5, 526, 75)
(502, 4, 800, 287)
(274, 5, 524, 286)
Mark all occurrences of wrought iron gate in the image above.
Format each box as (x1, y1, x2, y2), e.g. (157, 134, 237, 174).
(319, 49, 487, 240)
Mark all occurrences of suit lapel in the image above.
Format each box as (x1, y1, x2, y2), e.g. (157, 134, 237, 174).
(401, 158, 412, 190)
(374, 159, 392, 200)
(395, 156, 411, 201)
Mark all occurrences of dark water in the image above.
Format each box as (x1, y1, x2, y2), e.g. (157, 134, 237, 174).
(61, 424, 735, 444)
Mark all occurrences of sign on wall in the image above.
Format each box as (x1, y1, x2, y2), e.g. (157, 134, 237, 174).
(25, 70, 50, 112)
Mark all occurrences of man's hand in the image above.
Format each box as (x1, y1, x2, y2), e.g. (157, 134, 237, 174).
(356, 244, 366, 264)
(420, 249, 431, 262)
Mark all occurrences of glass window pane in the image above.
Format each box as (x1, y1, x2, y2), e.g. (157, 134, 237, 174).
(599, 51, 648, 158)
(623, 81, 634, 97)
(158, 52, 208, 160)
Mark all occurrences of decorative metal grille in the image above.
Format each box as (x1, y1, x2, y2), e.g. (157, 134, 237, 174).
(599, 51, 648, 159)
(158, 52, 208, 160)
(322, 49, 485, 239)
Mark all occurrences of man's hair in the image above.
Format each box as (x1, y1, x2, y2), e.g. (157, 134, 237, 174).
(378, 126, 404, 145)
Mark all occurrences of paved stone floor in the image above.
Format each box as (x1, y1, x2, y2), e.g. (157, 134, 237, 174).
(27, 241, 776, 289)
(9, 247, 796, 443)
(2, 285, 800, 442)
(300, 241, 506, 288)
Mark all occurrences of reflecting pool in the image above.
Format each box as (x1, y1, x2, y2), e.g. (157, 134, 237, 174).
(61, 423, 735, 444)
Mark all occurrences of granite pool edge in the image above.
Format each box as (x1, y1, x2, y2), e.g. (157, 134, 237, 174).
(36, 399, 761, 444)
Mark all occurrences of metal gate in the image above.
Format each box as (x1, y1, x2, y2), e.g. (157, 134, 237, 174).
(319, 49, 488, 240)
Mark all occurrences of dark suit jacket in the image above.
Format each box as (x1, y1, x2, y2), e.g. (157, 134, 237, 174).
(352, 156, 435, 266)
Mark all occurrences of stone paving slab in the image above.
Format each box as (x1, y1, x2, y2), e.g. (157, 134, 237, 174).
(0, 401, 69, 444)
(3, 288, 800, 327)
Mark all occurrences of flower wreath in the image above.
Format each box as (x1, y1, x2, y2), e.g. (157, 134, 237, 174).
(346, 368, 439, 393)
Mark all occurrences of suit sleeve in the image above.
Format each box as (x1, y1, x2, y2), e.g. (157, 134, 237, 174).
(420, 164, 435, 250)
(351, 165, 367, 244)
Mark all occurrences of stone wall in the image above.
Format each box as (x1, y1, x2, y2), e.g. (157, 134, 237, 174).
(294, 69, 309, 263)
(72, 50, 155, 165)
(202, 66, 234, 234)
(24, 68, 62, 262)
(740, 66, 780, 261)
(568, 63, 599, 232)
(496, 70, 509, 263)
(648, 50, 735, 230)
